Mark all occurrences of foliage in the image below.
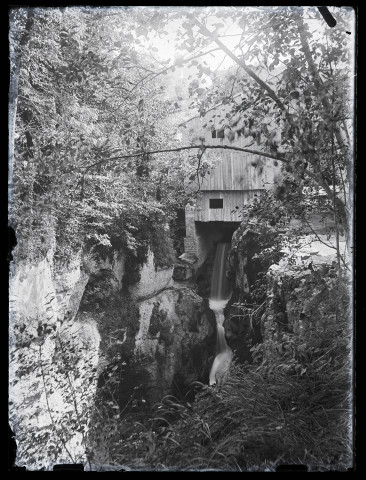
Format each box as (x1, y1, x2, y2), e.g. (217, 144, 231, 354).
(9, 312, 100, 470)
(150, 225, 176, 269)
(227, 179, 349, 334)
(8, 6, 354, 472)
(9, 6, 353, 267)
(227, 190, 289, 304)
(10, 6, 353, 263)
(146, 6, 353, 236)
(9, 7, 191, 267)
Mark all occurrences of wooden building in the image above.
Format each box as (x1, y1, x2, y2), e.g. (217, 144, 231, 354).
(181, 97, 281, 262)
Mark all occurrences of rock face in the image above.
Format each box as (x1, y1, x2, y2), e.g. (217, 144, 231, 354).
(127, 249, 174, 301)
(178, 252, 198, 265)
(9, 242, 215, 470)
(75, 248, 216, 466)
(172, 263, 194, 281)
(260, 249, 350, 355)
(224, 219, 349, 366)
(78, 249, 215, 410)
(133, 287, 215, 403)
(9, 252, 100, 470)
(223, 226, 268, 363)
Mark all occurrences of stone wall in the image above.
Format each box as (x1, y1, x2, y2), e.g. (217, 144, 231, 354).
(184, 203, 197, 255)
(184, 236, 198, 255)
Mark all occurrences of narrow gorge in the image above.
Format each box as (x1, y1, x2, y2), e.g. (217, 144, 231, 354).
(9, 6, 354, 473)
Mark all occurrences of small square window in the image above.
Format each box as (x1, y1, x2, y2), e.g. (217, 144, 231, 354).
(211, 129, 224, 139)
(209, 198, 223, 209)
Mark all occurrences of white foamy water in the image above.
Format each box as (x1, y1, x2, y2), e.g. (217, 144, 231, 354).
(209, 298, 229, 326)
(210, 243, 232, 301)
(209, 243, 233, 385)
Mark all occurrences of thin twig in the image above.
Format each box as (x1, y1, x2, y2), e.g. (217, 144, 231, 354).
(300, 215, 337, 251)
(39, 344, 76, 463)
(56, 334, 86, 443)
(129, 47, 221, 93)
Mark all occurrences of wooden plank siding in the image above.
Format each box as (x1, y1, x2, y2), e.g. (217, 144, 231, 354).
(183, 114, 280, 192)
(200, 152, 276, 191)
(194, 190, 262, 222)
(182, 106, 281, 223)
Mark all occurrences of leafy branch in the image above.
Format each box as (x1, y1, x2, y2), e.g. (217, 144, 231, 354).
(56, 334, 86, 444)
(129, 47, 221, 93)
(191, 17, 287, 111)
(38, 344, 76, 464)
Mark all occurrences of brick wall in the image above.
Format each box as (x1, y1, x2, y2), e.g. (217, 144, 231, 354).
(184, 203, 197, 254)
(184, 236, 197, 254)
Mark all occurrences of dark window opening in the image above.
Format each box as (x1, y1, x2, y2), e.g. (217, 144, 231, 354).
(211, 129, 224, 139)
(209, 198, 223, 209)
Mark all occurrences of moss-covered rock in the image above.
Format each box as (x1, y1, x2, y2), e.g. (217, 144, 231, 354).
(150, 226, 175, 269)
(223, 224, 283, 363)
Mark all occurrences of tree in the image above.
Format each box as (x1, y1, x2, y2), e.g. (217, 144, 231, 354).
(9, 6, 354, 267)
(127, 6, 354, 264)
(9, 7, 193, 266)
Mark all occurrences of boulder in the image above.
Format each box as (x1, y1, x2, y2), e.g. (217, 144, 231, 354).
(172, 263, 193, 281)
(178, 252, 198, 265)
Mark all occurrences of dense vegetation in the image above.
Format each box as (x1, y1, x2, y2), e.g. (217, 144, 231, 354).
(9, 7, 194, 268)
(10, 7, 353, 267)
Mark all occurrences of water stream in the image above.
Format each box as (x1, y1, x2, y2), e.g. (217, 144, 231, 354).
(209, 243, 233, 386)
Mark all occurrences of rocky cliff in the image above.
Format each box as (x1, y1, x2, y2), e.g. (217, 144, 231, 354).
(225, 219, 349, 365)
(9, 248, 100, 470)
(9, 243, 215, 470)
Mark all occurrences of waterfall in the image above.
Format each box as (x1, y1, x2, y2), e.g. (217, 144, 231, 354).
(209, 243, 233, 386)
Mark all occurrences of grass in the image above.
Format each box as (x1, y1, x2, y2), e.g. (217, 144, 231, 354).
(86, 266, 353, 472)
(138, 352, 352, 471)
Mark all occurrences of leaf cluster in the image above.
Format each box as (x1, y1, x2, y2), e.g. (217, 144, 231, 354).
(10, 7, 190, 266)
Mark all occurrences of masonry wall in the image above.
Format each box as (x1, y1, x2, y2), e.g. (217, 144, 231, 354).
(184, 204, 198, 254)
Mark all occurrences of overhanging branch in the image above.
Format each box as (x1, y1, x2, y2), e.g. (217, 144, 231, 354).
(80, 143, 343, 213)
(82, 144, 289, 174)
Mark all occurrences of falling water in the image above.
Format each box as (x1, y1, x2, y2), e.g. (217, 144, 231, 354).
(209, 243, 233, 386)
